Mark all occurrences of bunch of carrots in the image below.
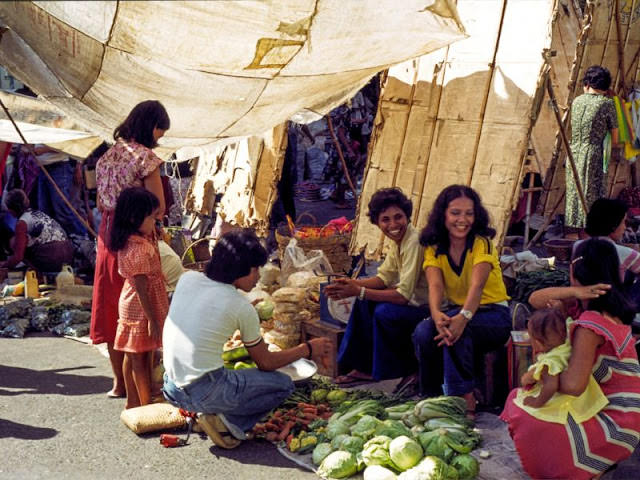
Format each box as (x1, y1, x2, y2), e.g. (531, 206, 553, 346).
(253, 402, 332, 443)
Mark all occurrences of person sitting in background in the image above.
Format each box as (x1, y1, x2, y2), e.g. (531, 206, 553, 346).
(576, 198, 640, 305)
(325, 188, 429, 391)
(0, 188, 73, 272)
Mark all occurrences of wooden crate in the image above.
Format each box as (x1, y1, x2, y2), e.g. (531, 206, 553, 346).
(301, 320, 346, 378)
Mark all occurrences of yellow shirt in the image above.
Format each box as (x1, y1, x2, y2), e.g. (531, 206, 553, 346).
(376, 224, 429, 306)
(422, 235, 508, 306)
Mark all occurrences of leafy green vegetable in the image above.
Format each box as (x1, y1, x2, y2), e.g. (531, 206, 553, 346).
(375, 419, 413, 439)
(318, 451, 358, 479)
(351, 415, 383, 440)
(312, 442, 334, 466)
(327, 421, 351, 440)
(311, 388, 329, 404)
(364, 465, 398, 480)
(414, 397, 466, 422)
(389, 435, 423, 471)
(340, 436, 365, 455)
(327, 389, 349, 405)
(362, 435, 396, 470)
(450, 454, 479, 480)
(331, 433, 352, 449)
(397, 455, 454, 480)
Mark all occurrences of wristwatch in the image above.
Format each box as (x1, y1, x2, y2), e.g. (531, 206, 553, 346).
(460, 309, 473, 321)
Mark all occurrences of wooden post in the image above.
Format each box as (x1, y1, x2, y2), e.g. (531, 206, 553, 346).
(524, 171, 535, 246)
(326, 115, 358, 200)
(545, 75, 589, 214)
(613, 0, 627, 96)
(526, 191, 565, 249)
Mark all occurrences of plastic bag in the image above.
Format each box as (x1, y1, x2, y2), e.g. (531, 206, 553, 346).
(500, 250, 555, 279)
(280, 237, 333, 286)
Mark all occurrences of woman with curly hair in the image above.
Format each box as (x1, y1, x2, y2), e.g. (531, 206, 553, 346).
(413, 185, 511, 416)
(325, 187, 429, 391)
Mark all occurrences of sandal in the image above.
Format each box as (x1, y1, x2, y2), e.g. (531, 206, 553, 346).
(334, 370, 374, 387)
(197, 414, 241, 449)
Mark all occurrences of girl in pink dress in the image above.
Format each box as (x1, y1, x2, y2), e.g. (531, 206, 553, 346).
(501, 238, 640, 479)
(110, 187, 168, 409)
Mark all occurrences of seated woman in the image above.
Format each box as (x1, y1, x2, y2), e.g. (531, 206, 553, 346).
(324, 188, 429, 390)
(501, 238, 640, 479)
(577, 197, 640, 303)
(0, 189, 73, 272)
(162, 229, 330, 449)
(412, 185, 511, 416)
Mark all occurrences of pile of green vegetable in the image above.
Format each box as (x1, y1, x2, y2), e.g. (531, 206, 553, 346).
(309, 396, 481, 479)
(511, 269, 569, 305)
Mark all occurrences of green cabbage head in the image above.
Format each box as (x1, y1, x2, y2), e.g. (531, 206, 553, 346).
(363, 465, 398, 480)
(362, 435, 395, 469)
(318, 451, 358, 479)
(254, 300, 274, 320)
(450, 454, 479, 479)
(389, 436, 423, 471)
(312, 442, 334, 466)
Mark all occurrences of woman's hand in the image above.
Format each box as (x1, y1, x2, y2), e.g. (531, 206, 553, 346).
(432, 311, 452, 345)
(435, 313, 467, 346)
(572, 284, 611, 300)
(324, 277, 359, 299)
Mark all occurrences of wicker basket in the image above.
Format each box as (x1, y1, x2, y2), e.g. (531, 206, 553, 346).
(543, 238, 575, 262)
(275, 213, 352, 274)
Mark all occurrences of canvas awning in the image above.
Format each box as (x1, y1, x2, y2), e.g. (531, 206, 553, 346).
(0, 0, 466, 154)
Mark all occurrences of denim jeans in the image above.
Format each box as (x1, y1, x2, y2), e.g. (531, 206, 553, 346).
(163, 367, 294, 437)
(38, 161, 87, 237)
(412, 304, 511, 397)
(338, 300, 429, 380)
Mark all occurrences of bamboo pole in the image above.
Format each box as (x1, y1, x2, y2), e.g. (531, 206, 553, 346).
(545, 74, 588, 214)
(613, 0, 627, 96)
(326, 115, 358, 200)
(0, 98, 98, 238)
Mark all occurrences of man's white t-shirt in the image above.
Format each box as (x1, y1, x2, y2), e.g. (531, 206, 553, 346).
(162, 271, 261, 387)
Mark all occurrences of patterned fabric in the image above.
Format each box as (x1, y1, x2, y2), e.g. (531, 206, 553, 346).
(501, 310, 640, 479)
(114, 235, 168, 353)
(18, 209, 67, 247)
(566, 93, 618, 228)
(96, 139, 163, 212)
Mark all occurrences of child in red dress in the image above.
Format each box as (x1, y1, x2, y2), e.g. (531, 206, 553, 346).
(110, 187, 169, 409)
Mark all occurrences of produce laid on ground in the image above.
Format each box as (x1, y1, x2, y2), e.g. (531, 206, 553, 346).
(0, 297, 91, 338)
(511, 269, 569, 305)
(254, 380, 482, 479)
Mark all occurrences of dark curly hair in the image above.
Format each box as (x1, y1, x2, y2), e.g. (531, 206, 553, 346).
(527, 307, 567, 346)
(109, 187, 159, 251)
(582, 65, 612, 91)
(114, 100, 170, 149)
(5, 189, 29, 217)
(571, 238, 636, 324)
(205, 229, 268, 284)
(367, 187, 413, 225)
(419, 185, 495, 248)
(585, 198, 627, 237)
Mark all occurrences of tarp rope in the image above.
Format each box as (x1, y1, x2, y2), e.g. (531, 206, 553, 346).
(0, 97, 98, 238)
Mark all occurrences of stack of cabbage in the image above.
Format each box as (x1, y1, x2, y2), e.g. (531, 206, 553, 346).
(264, 287, 311, 349)
(312, 396, 480, 479)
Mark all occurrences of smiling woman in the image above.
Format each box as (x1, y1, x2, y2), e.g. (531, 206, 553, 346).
(324, 188, 429, 390)
(413, 185, 511, 416)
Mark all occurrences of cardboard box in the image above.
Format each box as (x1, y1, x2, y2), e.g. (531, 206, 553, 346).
(301, 319, 346, 378)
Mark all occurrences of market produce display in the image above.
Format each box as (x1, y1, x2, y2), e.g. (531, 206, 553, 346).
(511, 269, 569, 305)
(255, 380, 482, 479)
(0, 297, 91, 338)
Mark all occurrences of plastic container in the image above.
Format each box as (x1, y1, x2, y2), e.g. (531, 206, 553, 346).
(24, 270, 40, 298)
(56, 264, 75, 289)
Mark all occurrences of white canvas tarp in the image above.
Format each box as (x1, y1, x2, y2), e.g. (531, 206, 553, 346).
(0, 0, 466, 154)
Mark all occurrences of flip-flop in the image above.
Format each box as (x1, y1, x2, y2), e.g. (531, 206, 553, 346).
(197, 414, 241, 449)
(106, 389, 126, 398)
(333, 372, 374, 387)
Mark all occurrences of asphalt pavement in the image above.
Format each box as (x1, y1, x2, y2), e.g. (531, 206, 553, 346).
(0, 333, 317, 480)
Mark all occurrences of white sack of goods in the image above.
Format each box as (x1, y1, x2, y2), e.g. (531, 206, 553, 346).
(272, 287, 306, 304)
(264, 329, 300, 350)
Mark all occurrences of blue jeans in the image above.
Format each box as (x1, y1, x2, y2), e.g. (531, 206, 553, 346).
(162, 368, 294, 436)
(338, 300, 429, 380)
(412, 304, 511, 397)
(38, 161, 87, 237)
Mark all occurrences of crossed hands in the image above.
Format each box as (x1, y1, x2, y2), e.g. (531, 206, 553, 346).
(433, 310, 468, 347)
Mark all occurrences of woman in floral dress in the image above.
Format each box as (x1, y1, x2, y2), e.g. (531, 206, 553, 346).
(565, 65, 618, 230)
(90, 100, 169, 398)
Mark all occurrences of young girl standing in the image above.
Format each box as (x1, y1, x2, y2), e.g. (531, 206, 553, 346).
(110, 187, 168, 409)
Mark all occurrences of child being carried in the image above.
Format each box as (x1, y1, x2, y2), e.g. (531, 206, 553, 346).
(515, 307, 608, 423)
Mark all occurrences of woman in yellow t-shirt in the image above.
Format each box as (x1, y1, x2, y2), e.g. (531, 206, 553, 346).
(412, 185, 511, 416)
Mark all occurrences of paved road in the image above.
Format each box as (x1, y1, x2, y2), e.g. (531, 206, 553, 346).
(0, 333, 317, 480)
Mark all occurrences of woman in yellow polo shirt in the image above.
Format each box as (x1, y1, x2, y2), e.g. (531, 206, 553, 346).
(412, 185, 511, 416)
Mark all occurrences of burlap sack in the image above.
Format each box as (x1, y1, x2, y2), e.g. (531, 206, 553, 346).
(120, 403, 186, 434)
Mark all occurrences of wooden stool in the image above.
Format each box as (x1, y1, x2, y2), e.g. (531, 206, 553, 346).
(301, 320, 345, 378)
